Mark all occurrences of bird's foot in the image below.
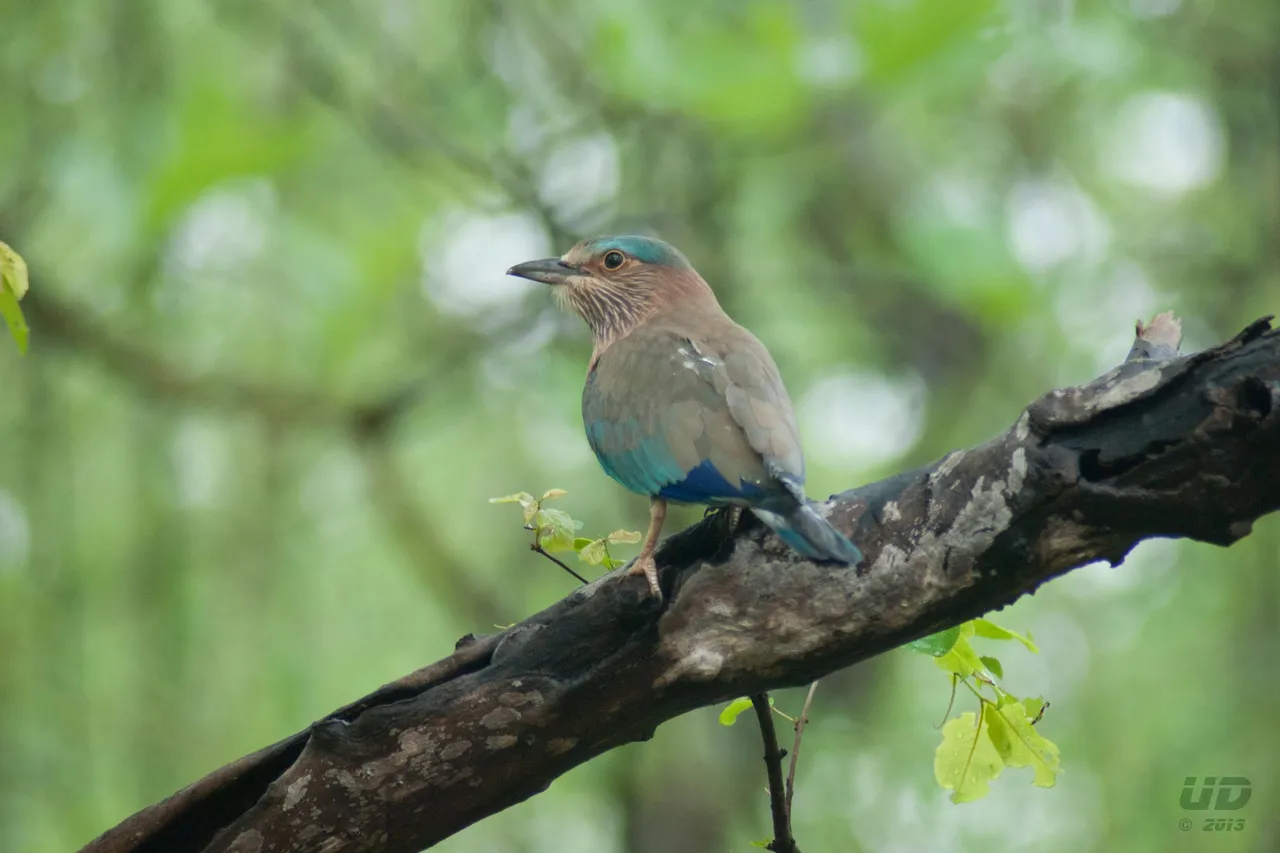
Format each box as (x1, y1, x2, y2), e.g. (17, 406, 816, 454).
(703, 505, 743, 526)
(626, 553, 662, 601)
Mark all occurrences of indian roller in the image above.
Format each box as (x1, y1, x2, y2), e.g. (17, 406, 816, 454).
(507, 235, 862, 599)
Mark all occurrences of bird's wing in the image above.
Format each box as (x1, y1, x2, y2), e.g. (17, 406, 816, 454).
(696, 324, 807, 488)
(583, 320, 805, 503)
(583, 325, 774, 502)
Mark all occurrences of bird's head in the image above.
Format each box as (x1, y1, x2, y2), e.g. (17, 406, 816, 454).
(507, 235, 713, 346)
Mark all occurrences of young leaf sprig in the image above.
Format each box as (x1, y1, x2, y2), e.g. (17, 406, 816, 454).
(911, 617, 1060, 803)
(489, 489, 640, 580)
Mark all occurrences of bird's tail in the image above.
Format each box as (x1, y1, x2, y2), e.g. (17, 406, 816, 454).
(752, 501, 863, 565)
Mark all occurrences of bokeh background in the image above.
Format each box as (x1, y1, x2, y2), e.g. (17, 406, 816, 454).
(2, 0, 1279, 850)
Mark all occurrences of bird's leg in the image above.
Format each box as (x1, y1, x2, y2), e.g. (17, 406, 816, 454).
(627, 497, 667, 599)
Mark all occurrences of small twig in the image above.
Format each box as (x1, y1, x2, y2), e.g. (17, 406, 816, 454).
(771, 707, 797, 724)
(936, 674, 959, 728)
(530, 542, 590, 585)
(751, 694, 799, 853)
(784, 682, 819, 821)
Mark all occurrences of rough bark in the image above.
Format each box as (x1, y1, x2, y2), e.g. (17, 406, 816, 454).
(83, 316, 1280, 853)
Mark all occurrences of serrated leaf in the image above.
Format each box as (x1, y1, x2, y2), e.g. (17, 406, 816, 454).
(540, 488, 568, 501)
(908, 625, 963, 656)
(719, 697, 755, 726)
(980, 656, 1004, 680)
(534, 507, 582, 552)
(990, 697, 1059, 787)
(537, 508, 580, 530)
(489, 491, 538, 523)
(0, 241, 29, 300)
(973, 618, 1038, 652)
(0, 291, 28, 355)
(577, 537, 609, 565)
(935, 709, 1003, 803)
(488, 493, 533, 504)
(578, 529, 642, 566)
(0, 241, 30, 355)
(985, 702, 1012, 747)
(1021, 696, 1047, 721)
(934, 637, 988, 678)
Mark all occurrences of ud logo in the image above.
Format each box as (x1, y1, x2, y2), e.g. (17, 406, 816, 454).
(1180, 776, 1252, 811)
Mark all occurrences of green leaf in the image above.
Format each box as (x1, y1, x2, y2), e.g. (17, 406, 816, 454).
(0, 241, 30, 354)
(605, 529, 641, 545)
(719, 697, 755, 726)
(572, 537, 594, 551)
(908, 625, 963, 656)
(988, 697, 1060, 788)
(973, 618, 1038, 652)
(540, 488, 568, 501)
(0, 291, 27, 355)
(934, 637, 989, 678)
(0, 241, 29, 300)
(578, 529, 642, 566)
(980, 656, 1004, 680)
(750, 841, 772, 849)
(534, 507, 582, 552)
(1021, 696, 1047, 723)
(488, 491, 535, 505)
(935, 709, 1003, 803)
(489, 492, 538, 523)
(577, 537, 609, 566)
(718, 695, 771, 726)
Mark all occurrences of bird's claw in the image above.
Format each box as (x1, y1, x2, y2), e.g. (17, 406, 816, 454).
(626, 553, 662, 601)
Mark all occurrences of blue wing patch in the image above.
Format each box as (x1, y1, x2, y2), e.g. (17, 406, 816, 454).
(658, 458, 765, 504)
(587, 420, 766, 504)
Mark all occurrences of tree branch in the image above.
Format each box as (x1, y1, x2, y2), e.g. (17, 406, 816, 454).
(751, 695, 798, 853)
(23, 289, 434, 436)
(82, 315, 1280, 853)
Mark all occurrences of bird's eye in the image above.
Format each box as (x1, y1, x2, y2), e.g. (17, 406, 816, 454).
(603, 250, 625, 270)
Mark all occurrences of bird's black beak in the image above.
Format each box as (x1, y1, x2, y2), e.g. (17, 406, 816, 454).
(506, 257, 579, 285)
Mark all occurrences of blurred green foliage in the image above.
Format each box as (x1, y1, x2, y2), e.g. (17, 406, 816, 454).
(2, 0, 1278, 851)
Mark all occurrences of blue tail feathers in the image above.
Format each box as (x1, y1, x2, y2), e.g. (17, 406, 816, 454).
(753, 502, 863, 565)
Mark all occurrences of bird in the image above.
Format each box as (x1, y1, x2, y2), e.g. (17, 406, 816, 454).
(506, 235, 862, 599)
